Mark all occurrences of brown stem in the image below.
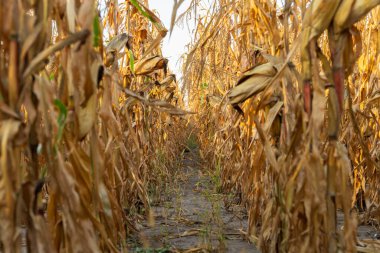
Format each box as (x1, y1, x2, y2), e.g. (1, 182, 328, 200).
(333, 68, 344, 114)
(8, 39, 19, 109)
(303, 80, 312, 116)
(327, 143, 338, 253)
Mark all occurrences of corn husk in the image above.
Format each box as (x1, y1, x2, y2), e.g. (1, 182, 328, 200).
(106, 33, 132, 53)
(228, 63, 278, 105)
(334, 0, 380, 33)
(105, 33, 132, 67)
(135, 55, 168, 75)
(301, 0, 341, 43)
(301, 0, 341, 80)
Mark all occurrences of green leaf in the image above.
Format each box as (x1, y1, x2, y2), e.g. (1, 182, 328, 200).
(39, 165, 47, 179)
(200, 82, 208, 90)
(129, 49, 135, 74)
(54, 99, 68, 143)
(200, 94, 204, 104)
(93, 15, 101, 47)
(130, 0, 156, 23)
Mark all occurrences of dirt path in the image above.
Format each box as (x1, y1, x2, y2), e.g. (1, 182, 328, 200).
(130, 148, 258, 253)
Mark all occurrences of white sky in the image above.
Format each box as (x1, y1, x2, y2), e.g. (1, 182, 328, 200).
(149, 0, 282, 80)
(149, 0, 197, 80)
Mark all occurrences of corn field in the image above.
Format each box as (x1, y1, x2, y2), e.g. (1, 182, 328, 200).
(0, 0, 379, 252)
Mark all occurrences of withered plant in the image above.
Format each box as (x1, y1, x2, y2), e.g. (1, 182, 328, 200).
(0, 0, 189, 252)
(183, 0, 380, 252)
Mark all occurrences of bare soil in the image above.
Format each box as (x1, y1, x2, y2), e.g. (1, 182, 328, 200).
(129, 147, 258, 253)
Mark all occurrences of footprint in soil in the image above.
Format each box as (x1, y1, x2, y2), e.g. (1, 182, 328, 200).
(129, 147, 259, 253)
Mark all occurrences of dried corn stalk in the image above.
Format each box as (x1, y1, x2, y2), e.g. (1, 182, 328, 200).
(183, 0, 380, 252)
(0, 0, 189, 252)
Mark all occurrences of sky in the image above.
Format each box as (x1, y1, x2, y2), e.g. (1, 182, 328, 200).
(149, 0, 197, 80)
(149, 0, 282, 80)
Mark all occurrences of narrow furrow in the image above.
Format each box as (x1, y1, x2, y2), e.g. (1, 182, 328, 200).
(131, 146, 258, 253)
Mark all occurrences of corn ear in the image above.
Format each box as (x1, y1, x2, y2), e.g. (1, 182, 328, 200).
(301, 0, 341, 79)
(301, 0, 341, 43)
(106, 33, 132, 53)
(334, 0, 380, 33)
(135, 55, 168, 75)
(228, 62, 277, 105)
(300, 0, 341, 63)
(105, 33, 132, 67)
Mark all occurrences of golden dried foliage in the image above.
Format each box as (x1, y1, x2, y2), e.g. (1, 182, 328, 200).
(0, 0, 188, 252)
(183, 0, 380, 252)
(1, 0, 380, 252)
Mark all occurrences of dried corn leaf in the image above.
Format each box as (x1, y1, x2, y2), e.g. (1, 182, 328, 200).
(78, 93, 97, 139)
(158, 74, 176, 86)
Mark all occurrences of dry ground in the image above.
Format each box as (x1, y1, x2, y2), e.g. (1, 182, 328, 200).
(128, 145, 258, 253)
